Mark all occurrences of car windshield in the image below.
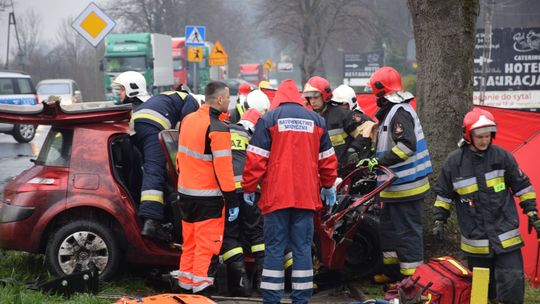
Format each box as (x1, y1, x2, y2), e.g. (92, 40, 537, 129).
(38, 83, 70, 95)
(241, 75, 259, 83)
(173, 58, 184, 71)
(105, 56, 147, 72)
(36, 128, 74, 167)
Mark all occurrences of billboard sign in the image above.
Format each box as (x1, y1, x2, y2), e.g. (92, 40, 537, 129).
(343, 52, 383, 87)
(474, 27, 540, 109)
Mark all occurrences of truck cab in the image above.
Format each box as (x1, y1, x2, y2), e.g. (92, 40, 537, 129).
(104, 33, 174, 102)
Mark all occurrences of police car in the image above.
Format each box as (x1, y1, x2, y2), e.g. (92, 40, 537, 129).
(0, 71, 38, 142)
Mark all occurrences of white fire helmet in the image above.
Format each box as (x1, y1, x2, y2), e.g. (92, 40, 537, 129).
(112, 71, 151, 102)
(332, 84, 363, 112)
(246, 89, 270, 114)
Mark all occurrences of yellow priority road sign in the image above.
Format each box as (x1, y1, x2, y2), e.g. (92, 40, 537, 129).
(71, 2, 116, 48)
(209, 41, 228, 66)
(187, 46, 203, 62)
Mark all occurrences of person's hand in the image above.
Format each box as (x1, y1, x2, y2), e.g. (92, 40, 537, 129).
(243, 192, 256, 206)
(527, 211, 540, 237)
(228, 207, 239, 222)
(357, 157, 378, 171)
(433, 220, 445, 241)
(320, 187, 337, 207)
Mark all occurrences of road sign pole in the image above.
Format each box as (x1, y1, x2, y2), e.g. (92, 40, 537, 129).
(194, 63, 198, 94)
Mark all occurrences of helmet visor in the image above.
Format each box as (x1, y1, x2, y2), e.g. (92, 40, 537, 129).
(302, 91, 322, 98)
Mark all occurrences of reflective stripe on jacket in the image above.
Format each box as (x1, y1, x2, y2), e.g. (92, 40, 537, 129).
(133, 91, 199, 130)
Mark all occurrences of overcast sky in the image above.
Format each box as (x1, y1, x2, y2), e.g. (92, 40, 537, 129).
(1, 0, 107, 59)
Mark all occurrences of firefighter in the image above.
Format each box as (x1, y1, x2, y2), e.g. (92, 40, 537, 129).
(229, 82, 253, 123)
(303, 76, 376, 174)
(112, 71, 151, 109)
(132, 85, 199, 241)
(176, 81, 239, 294)
(360, 66, 432, 282)
(242, 79, 338, 304)
(432, 108, 539, 304)
(220, 108, 265, 296)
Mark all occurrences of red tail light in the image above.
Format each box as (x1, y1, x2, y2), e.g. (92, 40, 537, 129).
(18, 169, 69, 193)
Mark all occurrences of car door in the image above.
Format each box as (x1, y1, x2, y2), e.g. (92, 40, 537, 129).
(158, 129, 179, 188)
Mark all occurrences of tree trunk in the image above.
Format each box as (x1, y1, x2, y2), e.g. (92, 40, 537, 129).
(408, 0, 479, 176)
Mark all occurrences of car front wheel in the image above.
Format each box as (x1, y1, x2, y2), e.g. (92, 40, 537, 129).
(45, 220, 120, 281)
(12, 124, 36, 143)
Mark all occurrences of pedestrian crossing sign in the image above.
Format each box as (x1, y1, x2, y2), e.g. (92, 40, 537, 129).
(185, 25, 206, 46)
(187, 46, 203, 62)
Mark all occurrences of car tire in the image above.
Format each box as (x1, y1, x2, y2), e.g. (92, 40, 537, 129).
(12, 124, 36, 143)
(343, 213, 382, 278)
(45, 220, 121, 281)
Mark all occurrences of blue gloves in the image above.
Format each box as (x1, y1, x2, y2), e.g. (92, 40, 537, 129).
(320, 187, 337, 207)
(228, 207, 239, 222)
(244, 192, 256, 206)
(357, 157, 378, 171)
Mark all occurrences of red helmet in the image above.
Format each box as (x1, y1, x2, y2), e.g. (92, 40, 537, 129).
(463, 108, 497, 143)
(302, 76, 332, 102)
(369, 67, 405, 100)
(239, 82, 252, 96)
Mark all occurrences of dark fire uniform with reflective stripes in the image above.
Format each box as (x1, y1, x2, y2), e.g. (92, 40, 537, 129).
(434, 144, 536, 255)
(375, 101, 432, 277)
(319, 104, 374, 173)
(132, 91, 199, 220)
(433, 144, 537, 303)
(220, 123, 265, 263)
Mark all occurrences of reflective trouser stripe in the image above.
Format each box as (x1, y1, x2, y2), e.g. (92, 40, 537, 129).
(292, 282, 313, 290)
(383, 251, 399, 264)
(260, 282, 284, 290)
(400, 261, 422, 276)
(178, 271, 193, 290)
(251, 243, 265, 253)
(222, 247, 243, 261)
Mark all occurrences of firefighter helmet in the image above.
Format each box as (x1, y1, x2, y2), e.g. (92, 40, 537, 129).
(368, 67, 413, 103)
(332, 84, 361, 111)
(246, 89, 270, 114)
(302, 76, 333, 102)
(112, 71, 150, 102)
(239, 82, 252, 96)
(258, 80, 272, 90)
(463, 108, 497, 143)
(238, 108, 262, 133)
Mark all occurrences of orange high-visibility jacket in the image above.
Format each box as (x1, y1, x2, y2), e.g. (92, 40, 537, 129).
(177, 104, 238, 207)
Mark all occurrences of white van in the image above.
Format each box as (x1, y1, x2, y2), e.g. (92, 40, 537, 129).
(36, 79, 83, 105)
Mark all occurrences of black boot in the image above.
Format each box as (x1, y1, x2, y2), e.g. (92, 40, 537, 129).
(228, 261, 252, 297)
(253, 255, 264, 294)
(141, 219, 172, 242)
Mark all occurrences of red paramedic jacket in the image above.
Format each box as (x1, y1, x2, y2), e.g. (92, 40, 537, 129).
(241, 79, 338, 215)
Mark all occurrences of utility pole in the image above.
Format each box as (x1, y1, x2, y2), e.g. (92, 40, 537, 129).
(4, 0, 23, 69)
(479, 0, 495, 105)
